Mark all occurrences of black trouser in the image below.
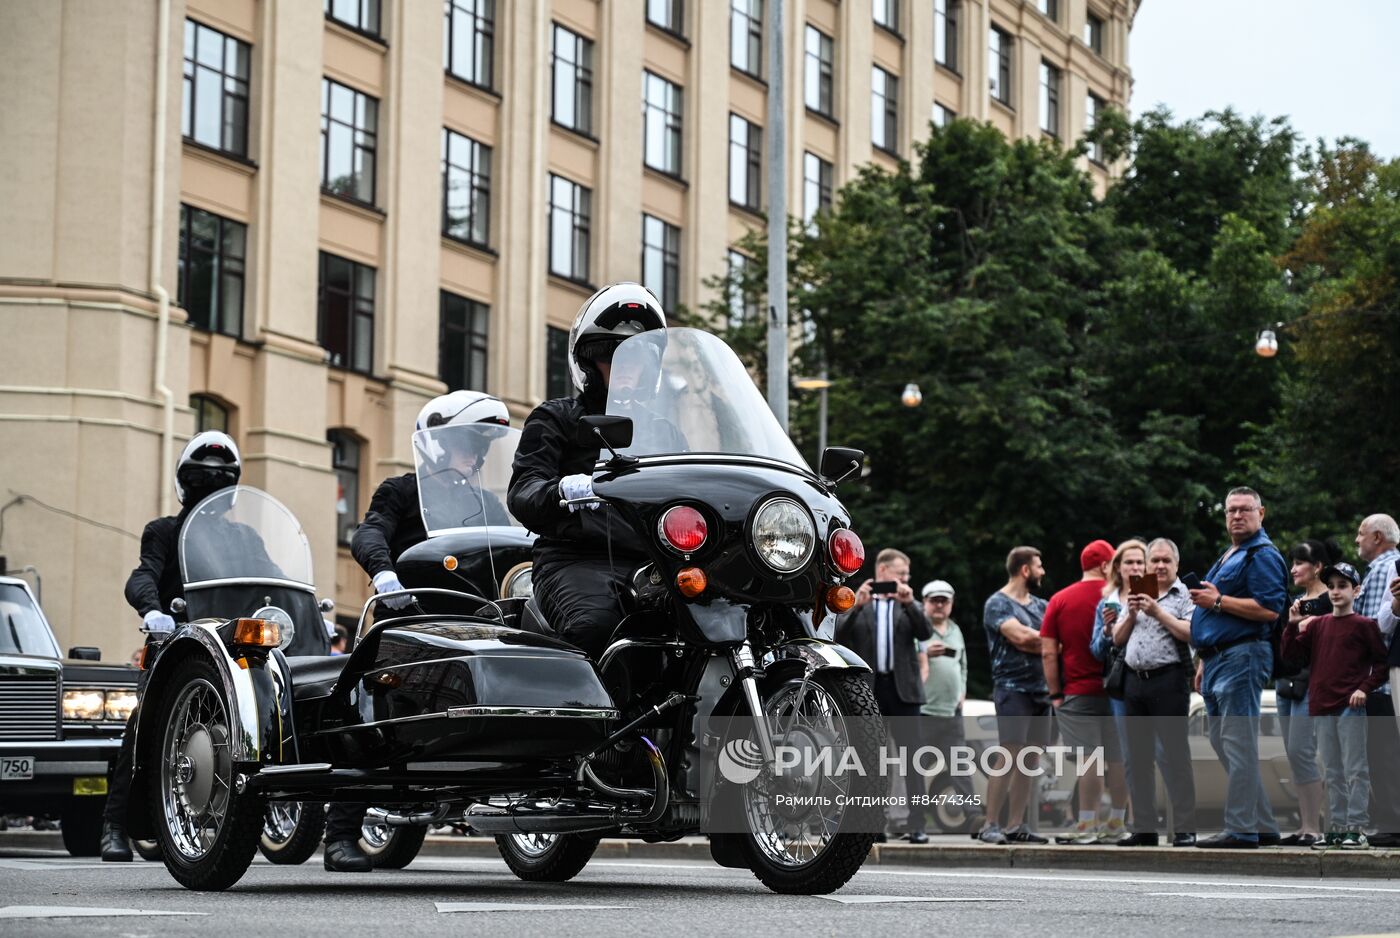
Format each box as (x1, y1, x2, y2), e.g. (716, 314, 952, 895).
(103, 706, 140, 826)
(921, 712, 978, 800)
(326, 802, 367, 843)
(1121, 663, 1196, 834)
(872, 673, 924, 833)
(533, 558, 634, 659)
(1366, 690, 1400, 834)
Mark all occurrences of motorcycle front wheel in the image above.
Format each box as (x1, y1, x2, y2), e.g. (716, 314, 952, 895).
(732, 671, 884, 895)
(494, 832, 601, 882)
(259, 801, 325, 865)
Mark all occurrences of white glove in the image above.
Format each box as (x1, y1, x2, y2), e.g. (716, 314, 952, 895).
(143, 610, 176, 634)
(372, 570, 413, 610)
(559, 474, 599, 512)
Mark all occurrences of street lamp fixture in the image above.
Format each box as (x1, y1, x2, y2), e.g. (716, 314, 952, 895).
(1255, 329, 1279, 358)
(901, 383, 923, 408)
(793, 376, 834, 390)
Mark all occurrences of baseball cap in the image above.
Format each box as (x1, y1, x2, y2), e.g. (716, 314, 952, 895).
(921, 580, 955, 600)
(1080, 539, 1115, 571)
(1321, 562, 1361, 587)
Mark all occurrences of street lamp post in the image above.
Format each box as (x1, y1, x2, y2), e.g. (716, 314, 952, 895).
(765, 0, 789, 430)
(793, 372, 833, 466)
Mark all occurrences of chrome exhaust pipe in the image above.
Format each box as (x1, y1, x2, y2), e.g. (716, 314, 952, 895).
(363, 805, 451, 827)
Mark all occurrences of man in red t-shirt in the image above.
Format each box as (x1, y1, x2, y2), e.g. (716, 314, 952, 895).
(1042, 539, 1131, 843)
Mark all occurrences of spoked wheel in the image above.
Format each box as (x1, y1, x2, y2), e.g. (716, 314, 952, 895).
(735, 672, 884, 894)
(259, 801, 325, 865)
(494, 831, 601, 882)
(150, 657, 265, 891)
(359, 817, 427, 869)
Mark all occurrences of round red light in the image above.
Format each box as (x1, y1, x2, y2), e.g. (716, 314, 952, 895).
(660, 506, 707, 553)
(828, 529, 865, 575)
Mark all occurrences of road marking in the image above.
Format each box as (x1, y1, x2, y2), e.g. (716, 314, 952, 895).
(818, 895, 1020, 904)
(0, 906, 208, 919)
(0, 859, 154, 871)
(435, 902, 633, 914)
(1149, 893, 1344, 900)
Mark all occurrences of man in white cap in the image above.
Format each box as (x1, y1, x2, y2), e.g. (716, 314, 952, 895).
(910, 579, 977, 842)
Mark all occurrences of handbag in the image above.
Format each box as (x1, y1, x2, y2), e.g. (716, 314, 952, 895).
(1102, 643, 1128, 700)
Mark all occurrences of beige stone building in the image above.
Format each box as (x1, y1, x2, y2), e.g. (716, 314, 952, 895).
(0, 0, 1135, 654)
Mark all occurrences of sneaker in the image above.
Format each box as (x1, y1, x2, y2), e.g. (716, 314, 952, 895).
(978, 826, 1008, 845)
(1339, 832, 1370, 851)
(1056, 821, 1097, 845)
(1311, 832, 1341, 851)
(1097, 820, 1131, 844)
(1005, 826, 1049, 844)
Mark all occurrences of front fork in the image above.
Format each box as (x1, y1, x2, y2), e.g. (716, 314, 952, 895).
(731, 642, 779, 766)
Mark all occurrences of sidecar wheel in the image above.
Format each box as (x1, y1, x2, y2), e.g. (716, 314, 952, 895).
(360, 820, 427, 869)
(494, 832, 600, 882)
(259, 801, 325, 865)
(149, 656, 265, 891)
(738, 671, 883, 895)
(134, 839, 164, 862)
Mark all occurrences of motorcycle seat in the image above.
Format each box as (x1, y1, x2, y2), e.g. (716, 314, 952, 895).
(519, 598, 556, 638)
(283, 654, 351, 701)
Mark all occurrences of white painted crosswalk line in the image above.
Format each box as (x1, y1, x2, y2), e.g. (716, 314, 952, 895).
(0, 906, 207, 919)
(435, 902, 633, 914)
(818, 895, 1020, 904)
(1148, 893, 1344, 900)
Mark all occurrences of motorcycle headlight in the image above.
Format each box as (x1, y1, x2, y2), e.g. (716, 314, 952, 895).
(751, 498, 816, 573)
(62, 689, 106, 721)
(103, 689, 139, 722)
(501, 563, 534, 600)
(252, 605, 296, 650)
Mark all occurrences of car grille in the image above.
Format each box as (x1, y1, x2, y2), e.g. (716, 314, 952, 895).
(0, 674, 60, 741)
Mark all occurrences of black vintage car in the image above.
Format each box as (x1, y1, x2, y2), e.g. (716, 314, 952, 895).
(0, 575, 140, 855)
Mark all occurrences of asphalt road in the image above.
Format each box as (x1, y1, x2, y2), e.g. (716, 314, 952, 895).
(2, 846, 1398, 938)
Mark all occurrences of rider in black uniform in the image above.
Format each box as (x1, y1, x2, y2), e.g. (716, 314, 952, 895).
(103, 432, 242, 861)
(322, 390, 512, 873)
(508, 283, 668, 660)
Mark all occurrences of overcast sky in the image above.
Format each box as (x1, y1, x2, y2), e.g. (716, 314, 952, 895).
(1129, 0, 1400, 159)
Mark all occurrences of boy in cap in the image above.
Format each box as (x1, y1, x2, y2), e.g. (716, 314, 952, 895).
(1282, 562, 1389, 850)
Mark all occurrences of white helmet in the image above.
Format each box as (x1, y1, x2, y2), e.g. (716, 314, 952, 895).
(568, 282, 667, 395)
(415, 390, 510, 433)
(175, 431, 241, 504)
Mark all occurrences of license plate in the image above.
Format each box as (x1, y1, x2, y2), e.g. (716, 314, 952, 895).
(1, 756, 34, 780)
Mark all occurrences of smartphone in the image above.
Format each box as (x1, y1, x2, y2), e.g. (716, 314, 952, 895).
(871, 580, 898, 595)
(942, 647, 958, 659)
(1394, 557, 1400, 577)
(1128, 574, 1160, 599)
(1181, 572, 1203, 591)
(1298, 596, 1331, 617)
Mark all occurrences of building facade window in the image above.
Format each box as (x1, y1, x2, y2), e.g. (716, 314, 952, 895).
(871, 66, 898, 153)
(730, 0, 762, 77)
(178, 204, 246, 338)
(934, 0, 959, 71)
(933, 102, 956, 128)
(442, 128, 491, 247)
(325, 0, 380, 36)
(444, 0, 494, 88)
(182, 19, 250, 157)
(548, 174, 591, 282)
(321, 78, 378, 204)
(989, 26, 1012, 106)
(643, 71, 683, 176)
(1086, 93, 1105, 163)
(728, 114, 762, 211)
(1040, 61, 1061, 137)
(439, 291, 489, 392)
(551, 23, 594, 135)
(647, 0, 684, 35)
(1036, 0, 1058, 23)
(641, 215, 680, 314)
(318, 252, 375, 374)
(190, 394, 229, 434)
(803, 152, 833, 224)
(727, 250, 758, 325)
(546, 326, 572, 400)
(873, 0, 899, 32)
(328, 430, 361, 546)
(803, 26, 834, 117)
(1084, 11, 1104, 54)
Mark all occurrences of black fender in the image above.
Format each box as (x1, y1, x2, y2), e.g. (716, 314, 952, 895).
(125, 622, 287, 838)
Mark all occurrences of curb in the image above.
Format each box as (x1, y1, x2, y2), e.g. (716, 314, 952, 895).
(5, 830, 1395, 879)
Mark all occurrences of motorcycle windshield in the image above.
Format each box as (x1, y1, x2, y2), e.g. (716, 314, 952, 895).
(179, 486, 314, 588)
(605, 328, 811, 471)
(412, 424, 523, 536)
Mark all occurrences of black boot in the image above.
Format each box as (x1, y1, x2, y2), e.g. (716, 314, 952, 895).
(323, 839, 372, 872)
(100, 820, 132, 862)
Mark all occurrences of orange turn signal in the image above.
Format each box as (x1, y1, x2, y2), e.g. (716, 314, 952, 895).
(827, 585, 857, 613)
(676, 567, 708, 598)
(442, 555, 459, 571)
(232, 618, 281, 648)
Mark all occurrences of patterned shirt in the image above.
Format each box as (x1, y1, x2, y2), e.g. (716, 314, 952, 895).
(1124, 580, 1194, 670)
(1358, 548, 1400, 619)
(983, 591, 1048, 694)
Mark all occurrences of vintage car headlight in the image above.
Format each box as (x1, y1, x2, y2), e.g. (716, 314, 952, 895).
(103, 689, 139, 723)
(501, 563, 534, 600)
(62, 689, 106, 721)
(751, 498, 816, 573)
(251, 605, 296, 650)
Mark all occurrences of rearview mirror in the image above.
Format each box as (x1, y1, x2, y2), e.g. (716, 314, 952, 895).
(68, 646, 102, 661)
(819, 447, 864, 486)
(576, 415, 634, 451)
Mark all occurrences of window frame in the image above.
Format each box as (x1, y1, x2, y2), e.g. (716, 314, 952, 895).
(641, 214, 681, 314)
(545, 325, 573, 400)
(328, 429, 362, 547)
(1084, 10, 1105, 55)
(803, 25, 834, 118)
(934, 0, 959, 72)
(730, 0, 763, 78)
(802, 151, 833, 225)
(1036, 0, 1059, 24)
(177, 203, 246, 339)
(441, 128, 492, 248)
(726, 250, 759, 326)
(872, 0, 900, 35)
(989, 25, 1012, 106)
(551, 22, 595, 136)
(728, 113, 763, 212)
(439, 290, 490, 392)
(320, 77, 379, 206)
(1039, 60, 1061, 138)
(182, 19, 251, 158)
(324, 0, 382, 38)
(643, 70, 684, 177)
(871, 66, 899, 154)
(1086, 92, 1106, 165)
(444, 0, 495, 90)
(646, 0, 685, 36)
(190, 394, 230, 434)
(317, 251, 376, 375)
(547, 173, 592, 283)
(933, 102, 956, 128)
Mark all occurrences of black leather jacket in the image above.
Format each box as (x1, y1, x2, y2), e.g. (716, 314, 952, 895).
(124, 509, 193, 620)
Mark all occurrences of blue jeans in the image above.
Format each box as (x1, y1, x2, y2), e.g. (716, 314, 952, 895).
(1201, 641, 1278, 840)
(1315, 707, 1370, 832)
(1275, 691, 1321, 786)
